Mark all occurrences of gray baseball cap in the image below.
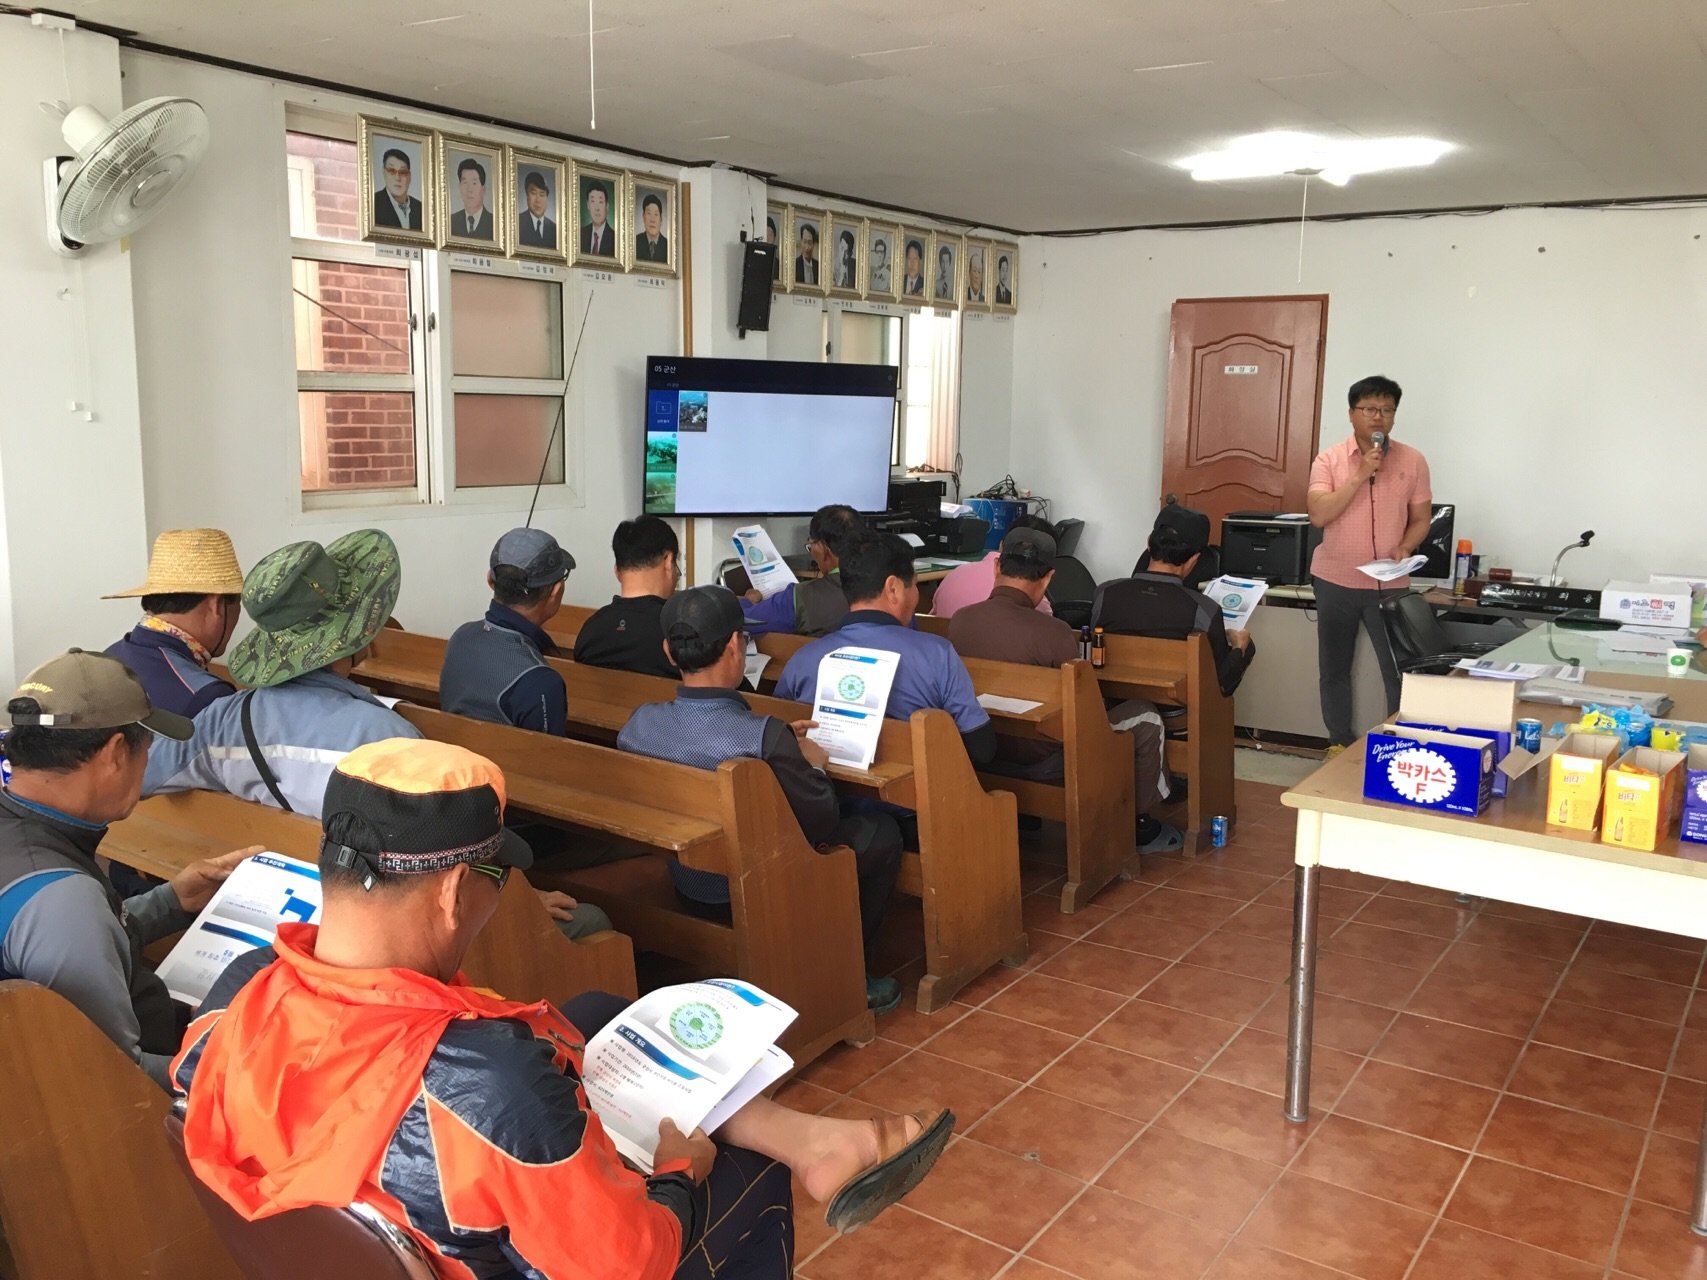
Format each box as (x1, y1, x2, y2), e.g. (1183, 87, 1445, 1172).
(1000, 526, 1057, 564)
(490, 528, 575, 590)
(660, 585, 745, 651)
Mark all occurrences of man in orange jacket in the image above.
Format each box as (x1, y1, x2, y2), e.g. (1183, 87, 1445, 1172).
(172, 738, 951, 1279)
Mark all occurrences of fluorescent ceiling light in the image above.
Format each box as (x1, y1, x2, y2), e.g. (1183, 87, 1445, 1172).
(1180, 131, 1453, 186)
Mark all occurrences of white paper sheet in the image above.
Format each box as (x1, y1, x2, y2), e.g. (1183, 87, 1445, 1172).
(899, 532, 926, 548)
(1357, 555, 1429, 583)
(1201, 575, 1268, 630)
(154, 853, 322, 1007)
(731, 525, 798, 600)
(579, 979, 797, 1172)
(1599, 632, 1679, 656)
(804, 646, 901, 770)
(1454, 659, 1586, 684)
(977, 692, 1044, 715)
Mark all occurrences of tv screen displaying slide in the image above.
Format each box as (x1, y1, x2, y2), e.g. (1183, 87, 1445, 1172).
(643, 356, 898, 516)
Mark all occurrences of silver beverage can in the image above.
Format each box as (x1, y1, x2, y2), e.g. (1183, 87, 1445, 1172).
(1210, 815, 1228, 848)
(1516, 718, 1542, 754)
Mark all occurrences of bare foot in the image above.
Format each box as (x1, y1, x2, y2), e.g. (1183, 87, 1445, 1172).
(795, 1112, 922, 1202)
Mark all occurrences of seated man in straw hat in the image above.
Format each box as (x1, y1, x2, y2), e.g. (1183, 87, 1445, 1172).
(173, 738, 952, 1277)
(103, 528, 245, 720)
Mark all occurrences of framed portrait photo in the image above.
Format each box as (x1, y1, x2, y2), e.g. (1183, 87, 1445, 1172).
(570, 161, 625, 269)
(929, 233, 962, 310)
(825, 214, 864, 300)
(991, 241, 1019, 313)
(765, 202, 789, 291)
(508, 148, 568, 263)
(897, 227, 931, 304)
(787, 207, 828, 295)
(437, 133, 506, 253)
(358, 116, 434, 246)
(863, 222, 899, 302)
(627, 171, 679, 276)
(963, 239, 993, 311)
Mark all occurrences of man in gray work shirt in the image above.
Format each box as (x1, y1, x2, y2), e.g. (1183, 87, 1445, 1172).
(0, 651, 254, 1087)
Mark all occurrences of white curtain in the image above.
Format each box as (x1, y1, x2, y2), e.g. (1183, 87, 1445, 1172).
(924, 314, 961, 473)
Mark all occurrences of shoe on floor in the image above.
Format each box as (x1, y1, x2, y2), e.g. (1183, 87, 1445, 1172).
(825, 1107, 955, 1234)
(866, 975, 902, 1015)
(1164, 772, 1188, 804)
(1136, 816, 1184, 854)
(1323, 744, 1347, 760)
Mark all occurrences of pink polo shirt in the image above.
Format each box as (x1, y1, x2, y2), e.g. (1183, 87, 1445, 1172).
(930, 551, 1055, 618)
(1307, 436, 1432, 590)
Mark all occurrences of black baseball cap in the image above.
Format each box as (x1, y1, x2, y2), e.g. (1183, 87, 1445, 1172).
(490, 528, 575, 590)
(8, 649, 192, 740)
(1000, 526, 1057, 564)
(1151, 505, 1212, 558)
(660, 585, 745, 652)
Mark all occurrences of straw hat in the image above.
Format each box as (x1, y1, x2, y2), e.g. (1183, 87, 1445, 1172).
(104, 529, 245, 599)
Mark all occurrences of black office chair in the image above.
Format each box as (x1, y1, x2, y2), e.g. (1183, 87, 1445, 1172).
(1052, 518, 1085, 557)
(1378, 590, 1501, 675)
(1046, 555, 1097, 630)
(1132, 544, 1222, 592)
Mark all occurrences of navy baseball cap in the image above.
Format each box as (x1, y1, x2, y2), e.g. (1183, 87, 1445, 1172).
(661, 585, 745, 651)
(490, 528, 574, 590)
(1151, 505, 1211, 557)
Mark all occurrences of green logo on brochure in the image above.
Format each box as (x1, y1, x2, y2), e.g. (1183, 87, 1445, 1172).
(837, 674, 866, 702)
(669, 1002, 724, 1050)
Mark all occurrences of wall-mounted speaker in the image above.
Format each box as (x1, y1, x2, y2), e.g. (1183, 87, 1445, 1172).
(738, 241, 777, 334)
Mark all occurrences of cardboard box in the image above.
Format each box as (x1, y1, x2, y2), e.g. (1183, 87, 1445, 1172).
(1601, 747, 1686, 851)
(1682, 744, 1707, 846)
(1395, 673, 1517, 799)
(1600, 581, 1693, 629)
(1545, 732, 1622, 830)
(1364, 724, 1496, 817)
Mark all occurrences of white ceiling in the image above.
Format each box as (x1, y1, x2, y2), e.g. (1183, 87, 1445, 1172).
(57, 0, 1707, 230)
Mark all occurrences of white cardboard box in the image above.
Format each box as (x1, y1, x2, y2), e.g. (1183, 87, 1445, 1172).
(1599, 581, 1693, 628)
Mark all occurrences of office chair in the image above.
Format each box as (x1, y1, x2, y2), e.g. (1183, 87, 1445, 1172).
(1132, 544, 1222, 592)
(1046, 555, 1097, 630)
(1378, 591, 1501, 675)
(164, 1111, 436, 1280)
(1052, 518, 1085, 557)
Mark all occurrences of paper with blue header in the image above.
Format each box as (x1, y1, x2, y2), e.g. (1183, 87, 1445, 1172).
(804, 646, 902, 770)
(154, 852, 322, 1007)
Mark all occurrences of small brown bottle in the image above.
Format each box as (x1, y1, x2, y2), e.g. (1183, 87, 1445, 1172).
(1091, 626, 1106, 669)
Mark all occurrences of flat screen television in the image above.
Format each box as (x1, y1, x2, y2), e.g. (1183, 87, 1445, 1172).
(643, 356, 898, 516)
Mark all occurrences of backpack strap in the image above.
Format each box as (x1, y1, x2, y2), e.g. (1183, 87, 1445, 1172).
(240, 691, 294, 814)
(0, 869, 80, 980)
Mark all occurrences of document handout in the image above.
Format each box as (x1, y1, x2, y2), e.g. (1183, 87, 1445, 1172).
(977, 692, 1043, 715)
(743, 638, 771, 687)
(154, 853, 322, 1007)
(1358, 555, 1429, 583)
(1455, 659, 1586, 684)
(731, 525, 798, 600)
(1201, 575, 1268, 631)
(805, 645, 901, 770)
(580, 979, 796, 1172)
(1600, 632, 1679, 657)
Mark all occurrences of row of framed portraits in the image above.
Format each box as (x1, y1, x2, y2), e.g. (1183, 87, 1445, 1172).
(765, 202, 1018, 313)
(356, 115, 678, 275)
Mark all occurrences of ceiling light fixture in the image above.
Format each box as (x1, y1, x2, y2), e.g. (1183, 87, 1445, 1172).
(1180, 130, 1452, 186)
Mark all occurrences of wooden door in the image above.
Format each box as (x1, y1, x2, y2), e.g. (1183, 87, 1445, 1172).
(1162, 296, 1328, 541)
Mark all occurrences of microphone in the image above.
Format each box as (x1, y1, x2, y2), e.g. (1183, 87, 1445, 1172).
(1548, 530, 1595, 586)
(1371, 430, 1388, 454)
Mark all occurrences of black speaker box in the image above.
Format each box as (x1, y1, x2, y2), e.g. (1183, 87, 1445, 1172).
(738, 242, 777, 332)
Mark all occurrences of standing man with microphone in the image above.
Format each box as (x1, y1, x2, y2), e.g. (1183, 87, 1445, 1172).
(1306, 375, 1434, 749)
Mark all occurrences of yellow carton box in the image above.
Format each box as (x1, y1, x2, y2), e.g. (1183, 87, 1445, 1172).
(1602, 746, 1686, 852)
(1546, 732, 1621, 830)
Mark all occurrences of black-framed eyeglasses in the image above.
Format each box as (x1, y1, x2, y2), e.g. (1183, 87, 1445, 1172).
(468, 862, 510, 889)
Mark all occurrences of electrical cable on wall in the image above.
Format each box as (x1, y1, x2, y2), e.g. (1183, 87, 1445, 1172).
(586, 0, 596, 130)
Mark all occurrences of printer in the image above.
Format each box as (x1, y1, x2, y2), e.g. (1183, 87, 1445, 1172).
(1220, 512, 1319, 585)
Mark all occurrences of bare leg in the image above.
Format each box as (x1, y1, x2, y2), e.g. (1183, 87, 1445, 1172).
(717, 1096, 920, 1202)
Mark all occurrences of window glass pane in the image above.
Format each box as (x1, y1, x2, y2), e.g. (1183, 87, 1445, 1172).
(839, 312, 901, 366)
(450, 274, 563, 378)
(453, 394, 565, 488)
(299, 391, 416, 491)
(292, 259, 412, 373)
(286, 132, 360, 243)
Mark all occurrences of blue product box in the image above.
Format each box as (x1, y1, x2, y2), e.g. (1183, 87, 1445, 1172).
(1398, 720, 1513, 799)
(1682, 745, 1707, 845)
(1364, 724, 1495, 817)
(965, 498, 1027, 551)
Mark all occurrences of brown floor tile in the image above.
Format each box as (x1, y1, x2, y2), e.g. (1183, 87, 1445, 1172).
(995, 1260, 1075, 1280)
(1218, 902, 1296, 940)
(898, 1136, 1081, 1253)
(1458, 913, 1585, 961)
(1312, 949, 1425, 1009)
(1241, 1170, 1433, 1280)
(1165, 863, 1283, 904)
(1183, 927, 1292, 983)
(1126, 886, 1246, 930)
(1251, 989, 1395, 1056)
(1578, 933, 1704, 986)
(1334, 1059, 1499, 1149)
(1634, 1132, 1696, 1212)
(1292, 1114, 1469, 1213)
(1404, 972, 1550, 1039)
(797, 1204, 1011, 1280)
(1591, 917, 1707, 954)
(1555, 965, 1693, 1025)
(1317, 867, 1386, 893)
(1369, 1013, 1524, 1089)
(1080, 873, 1160, 911)
(1155, 1076, 1314, 1165)
(1092, 999, 1242, 1071)
(1021, 894, 1120, 941)
(1507, 1043, 1664, 1128)
(1009, 929, 1075, 974)
(1653, 1073, 1704, 1141)
(982, 973, 1128, 1039)
(1027, 1186, 1228, 1280)
(971, 1089, 1140, 1182)
(1674, 1027, 1707, 1082)
(921, 1010, 1078, 1083)
(852, 1050, 1018, 1129)
(1407, 1220, 1603, 1280)
(1035, 939, 1169, 997)
(1033, 1040, 1195, 1121)
(772, 1078, 841, 1114)
(1532, 999, 1680, 1071)
(1256, 879, 1374, 919)
(1142, 962, 1278, 1025)
(1203, 1240, 1361, 1280)
(796, 1038, 910, 1093)
(1442, 1156, 1623, 1265)
(952, 961, 1027, 1006)
(1475, 1094, 1646, 1193)
(1612, 1197, 1707, 1280)
(792, 1174, 840, 1262)
(1202, 1026, 1363, 1107)
(1379, 881, 1470, 907)
(1432, 938, 1567, 995)
(1098, 1126, 1280, 1233)
(877, 996, 968, 1049)
(1086, 911, 1213, 961)
(1480, 900, 1589, 932)
(1323, 921, 1452, 971)
(1351, 893, 1475, 939)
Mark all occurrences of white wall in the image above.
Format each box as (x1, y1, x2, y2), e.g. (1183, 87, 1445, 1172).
(1010, 205, 1707, 586)
(0, 18, 150, 687)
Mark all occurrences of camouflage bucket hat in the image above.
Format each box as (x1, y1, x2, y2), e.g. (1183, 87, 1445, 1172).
(227, 529, 401, 688)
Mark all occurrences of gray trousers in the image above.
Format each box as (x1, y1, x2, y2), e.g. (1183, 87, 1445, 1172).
(1312, 576, 1402, 746)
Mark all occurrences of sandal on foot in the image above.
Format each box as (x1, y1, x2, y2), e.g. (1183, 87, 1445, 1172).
(823, 1107, 954, 1234)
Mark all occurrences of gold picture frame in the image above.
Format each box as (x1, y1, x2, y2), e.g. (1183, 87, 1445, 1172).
(357, 115, 434, 246)
(862, 221, 900, 302)
(627, 170, 679, 276)
(928, 232, 962, 310)
(436, 132, 507, 254)
(787, 206, 828, 295)
(897, 226, 932, 304)
(991, 240, 1019, 313)
(825, 214, 864, 300)
(963, 238, 993, 311)
(570, 160, 626, 270)
(507, 148, 569, 264)
(765, 202, 789, 291)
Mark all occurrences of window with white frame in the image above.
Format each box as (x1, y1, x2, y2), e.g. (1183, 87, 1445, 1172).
(829, 307, 959, 473)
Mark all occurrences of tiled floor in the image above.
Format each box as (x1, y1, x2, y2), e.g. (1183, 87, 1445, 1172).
(780, 780, 1707, 1280)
